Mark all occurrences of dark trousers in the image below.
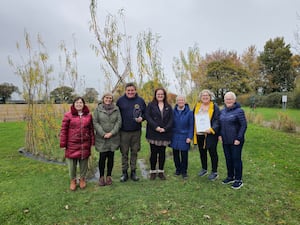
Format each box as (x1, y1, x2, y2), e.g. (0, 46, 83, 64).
(223, 143, 243, 180)
(197, 135, 218, 172)
(150, 144, 166, 171)
(173, 149, 188, 175)
(99, 151, 115, 177)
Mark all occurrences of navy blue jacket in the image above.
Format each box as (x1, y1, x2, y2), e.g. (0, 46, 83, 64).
(170, 104, 194, 151)
(219, 102, 247, 145)
(116, 94, 146, 132)
(145, 101, 173, 141)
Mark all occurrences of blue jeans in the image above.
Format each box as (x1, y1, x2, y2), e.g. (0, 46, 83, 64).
(222, 143, 244, 180)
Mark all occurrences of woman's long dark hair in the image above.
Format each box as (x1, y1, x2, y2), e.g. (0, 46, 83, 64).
(152, 87, 169, 105)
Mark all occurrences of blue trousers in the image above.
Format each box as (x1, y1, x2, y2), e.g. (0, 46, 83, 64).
(172, 149, 188, 175)
(222, 143, 244, 180)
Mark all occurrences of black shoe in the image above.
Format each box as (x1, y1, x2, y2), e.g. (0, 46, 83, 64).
(130, 170, 139, 181)
(222, 177, 234, 184)
(175, 170, 181, 176)
(120, 171, 128, 182)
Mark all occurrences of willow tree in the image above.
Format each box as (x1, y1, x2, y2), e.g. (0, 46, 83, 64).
(8, 31, 56, 155)
(173, 44, 203, 104)
(58, 35, 79, 92)
(90, 0, 132, 94)
(136, 30, 166, 93)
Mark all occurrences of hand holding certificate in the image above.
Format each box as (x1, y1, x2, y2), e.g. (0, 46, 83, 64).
(195, 112, 211, 133)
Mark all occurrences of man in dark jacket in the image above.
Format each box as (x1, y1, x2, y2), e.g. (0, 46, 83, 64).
(116, 83, 146, 182)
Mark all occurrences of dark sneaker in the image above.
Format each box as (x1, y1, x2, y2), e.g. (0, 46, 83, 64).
(175, 170, 181, 176)
(222, 177, 235, 184)
(208, 172, 219, 181)
(198, 169, 208, 177)
(130, 171, 139, 181)
(232, 180, 243, 189)
(120, 172, 128, 182)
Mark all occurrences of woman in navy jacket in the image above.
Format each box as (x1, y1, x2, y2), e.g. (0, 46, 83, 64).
(170, 95, 194, 179)
(145, 88, 173, 180)
(219, 91, 247, 189)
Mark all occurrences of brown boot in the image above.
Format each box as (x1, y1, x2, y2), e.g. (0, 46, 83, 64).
(106, 176, 112, 186)
(70, 178, 77, 191)
(149, 170, 157, 180)
(158, 170, 166, 180)
(79, 177, 86, 189)
(99, 176, 105, 186)
(158, 173, 166, 180)
(150, 173, 156, 180)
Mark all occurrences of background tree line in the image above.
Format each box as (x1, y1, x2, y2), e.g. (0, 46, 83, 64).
(1, 0, 300, 166)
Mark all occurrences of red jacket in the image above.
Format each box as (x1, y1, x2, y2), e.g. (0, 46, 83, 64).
(60, 105, 95, 159)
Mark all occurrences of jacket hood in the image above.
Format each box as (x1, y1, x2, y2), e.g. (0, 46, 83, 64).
(225, 102, 241, 111)
(70, 105, 90, 115)
(174, 103, 190, 112)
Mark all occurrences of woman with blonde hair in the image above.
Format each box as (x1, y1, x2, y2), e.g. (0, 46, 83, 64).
(194, 89, 220, 181)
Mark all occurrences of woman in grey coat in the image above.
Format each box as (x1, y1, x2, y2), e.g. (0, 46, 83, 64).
(93, 93, 122, 186)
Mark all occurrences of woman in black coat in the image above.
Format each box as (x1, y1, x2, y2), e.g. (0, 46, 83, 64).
(145, 88, 173, 180)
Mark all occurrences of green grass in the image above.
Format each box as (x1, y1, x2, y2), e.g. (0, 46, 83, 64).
(0, 122, 299, 225)
(244, 107, 300, 126)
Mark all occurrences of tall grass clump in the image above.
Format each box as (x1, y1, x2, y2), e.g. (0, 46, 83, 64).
(270, 112, 296, 132)
(245, 111, 264, 125)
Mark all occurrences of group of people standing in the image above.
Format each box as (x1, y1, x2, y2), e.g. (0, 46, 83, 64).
(59, 83, 247, 191)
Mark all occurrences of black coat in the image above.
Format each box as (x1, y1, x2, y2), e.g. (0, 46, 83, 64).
(145, 101, 173, 141)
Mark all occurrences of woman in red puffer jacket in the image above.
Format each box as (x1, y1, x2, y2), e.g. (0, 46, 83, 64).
(60, 97, 95, 191)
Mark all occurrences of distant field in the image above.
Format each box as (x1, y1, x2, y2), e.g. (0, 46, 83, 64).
(0, 104, 98, 122)
(0, 104, 63, 122)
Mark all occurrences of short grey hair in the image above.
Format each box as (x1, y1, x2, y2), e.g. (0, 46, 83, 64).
(224, 91, 236, 100)
(176, 94, 186, 102)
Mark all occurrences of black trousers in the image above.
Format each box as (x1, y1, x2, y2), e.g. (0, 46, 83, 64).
(149, 144, 166, 171)
(99, 151, 115, 177)
(197, 135, 218, 172)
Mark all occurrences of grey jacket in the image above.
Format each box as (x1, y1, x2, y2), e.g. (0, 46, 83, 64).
(93, 102, 122, 152)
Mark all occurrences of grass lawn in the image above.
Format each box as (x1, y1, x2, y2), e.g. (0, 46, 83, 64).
(0, 122, 299, 225)
(244, 107, 300, 126)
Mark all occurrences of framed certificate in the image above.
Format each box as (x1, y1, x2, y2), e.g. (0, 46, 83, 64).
(195, 112, 211, 133)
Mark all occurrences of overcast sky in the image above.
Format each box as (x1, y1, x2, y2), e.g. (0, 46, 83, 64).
(1, 0, 300, 98)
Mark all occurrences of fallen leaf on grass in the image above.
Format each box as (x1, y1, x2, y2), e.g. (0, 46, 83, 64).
(203, 215, 211, 219)
(160, 209, 168, 214)
(64, 205, 69, 210)
(23, 208, 30, 214)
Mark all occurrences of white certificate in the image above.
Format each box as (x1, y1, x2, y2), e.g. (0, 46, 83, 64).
(195, 112, 211, 133)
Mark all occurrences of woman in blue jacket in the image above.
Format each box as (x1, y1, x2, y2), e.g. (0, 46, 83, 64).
(170, 95, 194, 179)
(219, 91, 247, 189)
